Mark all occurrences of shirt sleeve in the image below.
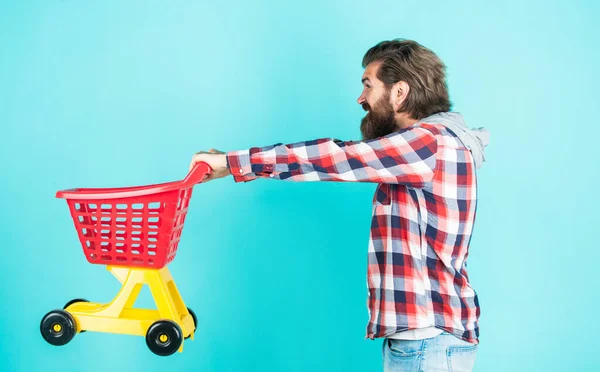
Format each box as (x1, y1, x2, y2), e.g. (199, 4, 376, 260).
(225, 126, 438, 187)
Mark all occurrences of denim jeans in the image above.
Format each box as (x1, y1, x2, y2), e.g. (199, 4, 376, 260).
(382, 331, 478, 372)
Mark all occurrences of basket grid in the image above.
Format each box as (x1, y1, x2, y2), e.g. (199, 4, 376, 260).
(70, 187, 193, 268)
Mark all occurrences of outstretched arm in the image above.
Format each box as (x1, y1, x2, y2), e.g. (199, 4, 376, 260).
(190, 126, 438, 188)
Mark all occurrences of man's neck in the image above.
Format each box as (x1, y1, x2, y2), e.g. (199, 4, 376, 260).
(395, 114, 419, 129)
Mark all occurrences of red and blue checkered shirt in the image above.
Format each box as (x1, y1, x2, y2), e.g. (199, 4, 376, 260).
(226, 121, 481, 344)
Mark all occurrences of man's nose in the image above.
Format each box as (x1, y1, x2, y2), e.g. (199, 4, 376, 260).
(357, 94, 366, 105)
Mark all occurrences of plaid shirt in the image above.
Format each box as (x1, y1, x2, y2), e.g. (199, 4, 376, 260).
(226, 121, 481, 344)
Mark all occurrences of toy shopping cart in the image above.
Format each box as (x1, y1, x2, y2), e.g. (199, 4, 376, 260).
(40, 162, 212, 356)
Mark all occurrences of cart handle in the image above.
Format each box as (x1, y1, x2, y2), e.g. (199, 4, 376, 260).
(181, 161, 212, 187)
(56, 162, 213, 200)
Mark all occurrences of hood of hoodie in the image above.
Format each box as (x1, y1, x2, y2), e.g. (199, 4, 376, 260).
(416, 112, 490, 169)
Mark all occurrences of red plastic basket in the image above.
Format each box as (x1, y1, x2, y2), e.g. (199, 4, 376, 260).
(56, 162, 212, 269)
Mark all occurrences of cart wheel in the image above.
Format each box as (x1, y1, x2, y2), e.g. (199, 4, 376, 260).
(63, 299, 89, 333)
(185, 307, 197, 339)
(63, 298, 89, 310)
(146, 320, 183, 356)
(40, 310, 77, 346)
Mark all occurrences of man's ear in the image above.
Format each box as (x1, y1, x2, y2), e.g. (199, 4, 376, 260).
(392, 81, 410, 111)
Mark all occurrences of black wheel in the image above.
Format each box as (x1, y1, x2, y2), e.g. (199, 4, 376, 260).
(63, 299, 89, 333)
(145, 320, 183, 356)
(185, 307, 197, 340)
(63, 298, 89, 310)
(40, 310, 77, 346)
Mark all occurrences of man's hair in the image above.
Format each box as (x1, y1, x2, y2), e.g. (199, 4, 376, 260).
(362, 39, 452, 120)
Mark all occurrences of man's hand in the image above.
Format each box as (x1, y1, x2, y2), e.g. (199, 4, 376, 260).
(189, 148, 231, 182)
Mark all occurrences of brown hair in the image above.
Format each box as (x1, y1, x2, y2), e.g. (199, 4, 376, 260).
(362, 39, 452, 120)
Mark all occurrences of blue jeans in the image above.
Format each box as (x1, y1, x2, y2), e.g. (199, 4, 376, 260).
(382, 331, 478, 371)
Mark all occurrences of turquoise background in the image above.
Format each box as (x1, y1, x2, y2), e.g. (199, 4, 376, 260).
(1, 0, 598, 371)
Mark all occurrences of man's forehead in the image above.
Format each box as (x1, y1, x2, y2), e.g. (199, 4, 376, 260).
(362, 62, 381, 82)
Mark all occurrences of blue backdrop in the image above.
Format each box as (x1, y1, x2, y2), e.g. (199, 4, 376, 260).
(1, 1, 598, 371)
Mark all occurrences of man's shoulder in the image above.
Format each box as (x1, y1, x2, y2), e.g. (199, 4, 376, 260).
(415, 122, 450, 137)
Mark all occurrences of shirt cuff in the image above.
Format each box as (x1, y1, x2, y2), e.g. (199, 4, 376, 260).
(226, 149, 258, 183)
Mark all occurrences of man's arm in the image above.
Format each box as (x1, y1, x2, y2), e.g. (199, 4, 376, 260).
(225, 126, 438, 188)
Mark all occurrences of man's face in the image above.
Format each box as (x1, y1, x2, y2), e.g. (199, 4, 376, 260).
(357, 62, 399, 141)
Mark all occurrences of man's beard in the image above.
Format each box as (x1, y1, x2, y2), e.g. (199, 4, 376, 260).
(360, 92, 399, 141)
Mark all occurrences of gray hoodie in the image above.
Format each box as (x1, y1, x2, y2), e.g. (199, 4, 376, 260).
(416, 112, 490, 169)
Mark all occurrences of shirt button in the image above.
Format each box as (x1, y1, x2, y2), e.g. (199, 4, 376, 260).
(239, 169, 244, 174)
